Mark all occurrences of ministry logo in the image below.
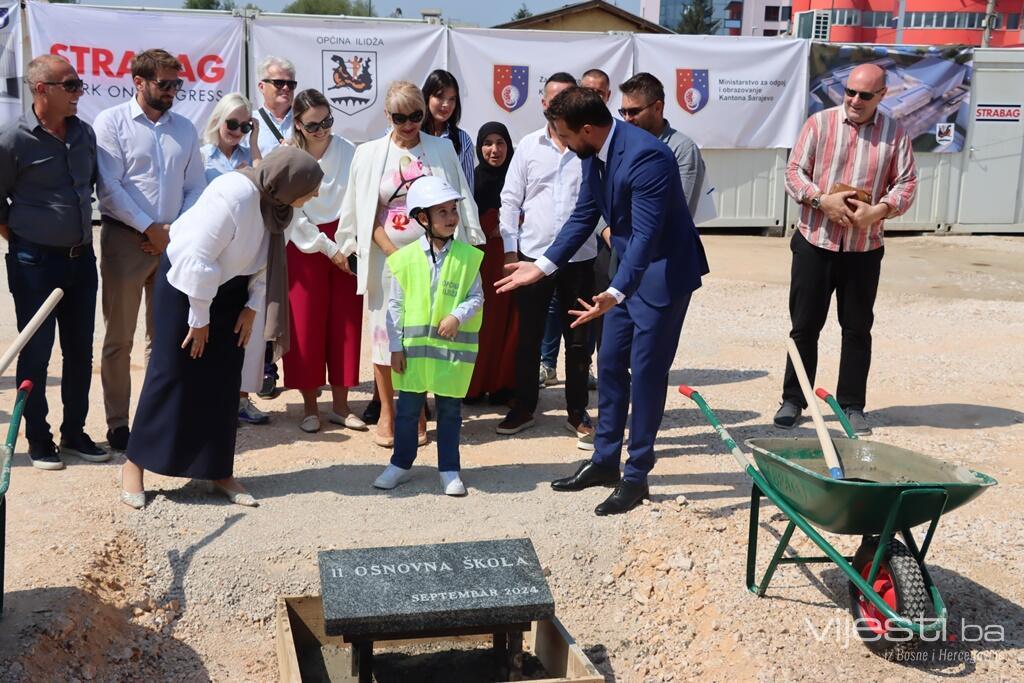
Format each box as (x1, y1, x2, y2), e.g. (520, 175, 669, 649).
(493, 65, 529, 113)
(323, 51, 376, 116)
(677, 69, 710, 115)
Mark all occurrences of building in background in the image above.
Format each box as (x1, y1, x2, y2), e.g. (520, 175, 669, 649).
(496, 0, 671, 33)
(642, 0, 742, 34)
(792, 1, 1023, 47)
(739, 1, 793, 35)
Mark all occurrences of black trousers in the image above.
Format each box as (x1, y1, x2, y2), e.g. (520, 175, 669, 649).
(783, 231, 883, 411)
(514, 255, 594, 416)
(6, 239, 97, 447)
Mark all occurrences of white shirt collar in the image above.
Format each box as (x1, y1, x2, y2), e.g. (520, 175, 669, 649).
(596, 120, 617, 165)
(418, 233, 451, 255)
(129, 96, 170, 125)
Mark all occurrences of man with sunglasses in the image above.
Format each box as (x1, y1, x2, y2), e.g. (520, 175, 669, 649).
(777, 63, 917, 436)
(618, 73, 705, 220)
(0, 55, 109, 469)
(93, 48, 206, 452)
(254, 56, 297, 156)
(252, 56, 298, 398)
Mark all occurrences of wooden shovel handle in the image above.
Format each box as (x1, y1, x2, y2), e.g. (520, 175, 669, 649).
(785, 337, 844, 479)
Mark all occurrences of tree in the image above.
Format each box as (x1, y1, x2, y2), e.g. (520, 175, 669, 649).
(281, 0, 375, 15)
(511, 3, 532, 21)
(676, 0, 720, 35)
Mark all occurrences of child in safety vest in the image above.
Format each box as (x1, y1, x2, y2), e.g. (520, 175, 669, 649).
(372, 176, 484, 496)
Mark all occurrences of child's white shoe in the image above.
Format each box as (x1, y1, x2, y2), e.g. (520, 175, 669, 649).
(374, 464, 411, 490)
(440, 471, 467, 497)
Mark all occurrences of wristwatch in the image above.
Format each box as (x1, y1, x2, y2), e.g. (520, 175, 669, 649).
(810, 194, 822, 210)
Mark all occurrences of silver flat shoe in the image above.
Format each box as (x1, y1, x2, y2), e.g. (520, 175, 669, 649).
(208, 481, 259, 507)
(119, 467, 145, 509)
(121, 490, 145, 509)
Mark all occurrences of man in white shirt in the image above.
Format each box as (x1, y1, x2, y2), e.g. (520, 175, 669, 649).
(254, 56, 296, 156)
(496, 72, 595, 446)
(94, 48, 206, 451)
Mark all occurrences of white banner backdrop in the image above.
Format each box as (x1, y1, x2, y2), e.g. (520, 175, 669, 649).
(250, 16, 446, 143)
(634, 34, 809, 149)
(449, 28, 633, 145)
(26, 3, 243, 126)
(0, 2, 21, 127)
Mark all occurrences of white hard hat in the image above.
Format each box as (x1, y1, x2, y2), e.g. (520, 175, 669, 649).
(406, 176, 463, 218)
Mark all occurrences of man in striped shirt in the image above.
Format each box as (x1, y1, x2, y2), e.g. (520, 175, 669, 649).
(775, 63, 917, 435)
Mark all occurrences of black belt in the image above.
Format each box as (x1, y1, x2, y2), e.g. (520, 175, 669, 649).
(10, 237, 91, 259)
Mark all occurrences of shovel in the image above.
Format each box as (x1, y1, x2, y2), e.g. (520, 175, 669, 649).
(786, 337, 846, 480)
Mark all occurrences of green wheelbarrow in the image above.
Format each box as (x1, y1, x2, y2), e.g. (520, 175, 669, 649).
(679, 384, 997, 651)
(1, 380, 33, 616)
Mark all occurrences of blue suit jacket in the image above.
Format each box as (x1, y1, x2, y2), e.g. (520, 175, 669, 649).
(543, 122, 709, 310)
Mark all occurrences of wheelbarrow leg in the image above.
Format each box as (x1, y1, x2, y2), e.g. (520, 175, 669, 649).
(746, 483, 797, 597)
(746, 484, 762, 594)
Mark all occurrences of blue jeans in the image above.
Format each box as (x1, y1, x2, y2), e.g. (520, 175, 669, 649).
(391, 392, 462, 471)
(540, 293, 561, 370)
(6, 240, 98, 447)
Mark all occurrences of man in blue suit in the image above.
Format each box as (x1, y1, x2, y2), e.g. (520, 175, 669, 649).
(497, 87, 708, 515)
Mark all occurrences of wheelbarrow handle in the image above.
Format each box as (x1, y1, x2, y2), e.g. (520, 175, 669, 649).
(678, 385, 756, 471)
(813, 387, 857, 440)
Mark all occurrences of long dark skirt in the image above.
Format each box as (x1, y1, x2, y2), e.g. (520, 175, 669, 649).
(126, 255, 247, 480)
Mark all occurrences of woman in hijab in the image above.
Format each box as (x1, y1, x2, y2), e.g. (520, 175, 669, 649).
(464, 122, 518, 405)
(119, 147, 323, 510)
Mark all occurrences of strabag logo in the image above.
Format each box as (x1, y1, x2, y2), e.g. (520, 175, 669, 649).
(677, 69, 710, 115)
(323, 50, 376, 116)
(493, 65, 529, 113)
(975, 103, 1021, 122)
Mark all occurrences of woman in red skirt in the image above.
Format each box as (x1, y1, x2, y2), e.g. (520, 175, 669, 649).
(465, 122, 518, 406)
(284, 89, 366, 433)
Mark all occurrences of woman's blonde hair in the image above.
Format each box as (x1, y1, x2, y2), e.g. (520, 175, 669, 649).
(384, 81, 426, 119)
(203, 92, 253, 146)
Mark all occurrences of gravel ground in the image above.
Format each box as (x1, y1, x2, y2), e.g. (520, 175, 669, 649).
(0, 233, 1021, 682)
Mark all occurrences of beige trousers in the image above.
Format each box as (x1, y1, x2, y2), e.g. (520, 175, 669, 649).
(99, 221, 160, 430)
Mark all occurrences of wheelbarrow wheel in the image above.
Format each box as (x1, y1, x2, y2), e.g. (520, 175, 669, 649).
(847, 537, 930, 652)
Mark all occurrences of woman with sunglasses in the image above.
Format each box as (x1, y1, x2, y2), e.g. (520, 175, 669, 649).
(201, 93, 269, 427)
(337, 81, 484, 447)
(282, 89, 364, 434)
(421, 69, 475, 189)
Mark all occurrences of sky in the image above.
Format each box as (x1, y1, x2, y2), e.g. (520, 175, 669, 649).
(91, 0, 645, 27)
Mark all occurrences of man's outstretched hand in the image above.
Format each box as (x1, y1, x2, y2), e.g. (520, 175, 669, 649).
(569, 292, 618, 328)
(495, 261, 544, 293)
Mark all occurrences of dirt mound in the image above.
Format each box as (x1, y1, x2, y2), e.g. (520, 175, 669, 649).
(5, 536, 209, 683)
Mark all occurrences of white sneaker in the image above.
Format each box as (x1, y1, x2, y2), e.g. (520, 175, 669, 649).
(440, 471, 467, 496)
(373, 464, 411, 490)
(538, 364, 557, 387)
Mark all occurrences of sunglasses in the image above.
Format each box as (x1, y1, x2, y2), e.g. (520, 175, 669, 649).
(149, 78, 184, 92)
(618, 100, 657, 119)
(262, 78, 297, 91)
(39, 78, 85, 93)
(300, 115, 334, 133)
(225, 118, 253, 134)
(390, 110, 424, 125)
(844, 87, 885, 102)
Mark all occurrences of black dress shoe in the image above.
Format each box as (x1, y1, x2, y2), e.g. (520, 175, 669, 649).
(595, 480, 649, 516)
(551, 461, 620, 492)
(107, 426, 130, 452)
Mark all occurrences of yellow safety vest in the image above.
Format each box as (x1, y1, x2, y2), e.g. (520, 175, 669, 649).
(387, 240, 484, 397)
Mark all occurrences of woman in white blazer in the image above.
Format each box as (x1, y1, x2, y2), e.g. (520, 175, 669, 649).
(336, 81, 484, 446)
